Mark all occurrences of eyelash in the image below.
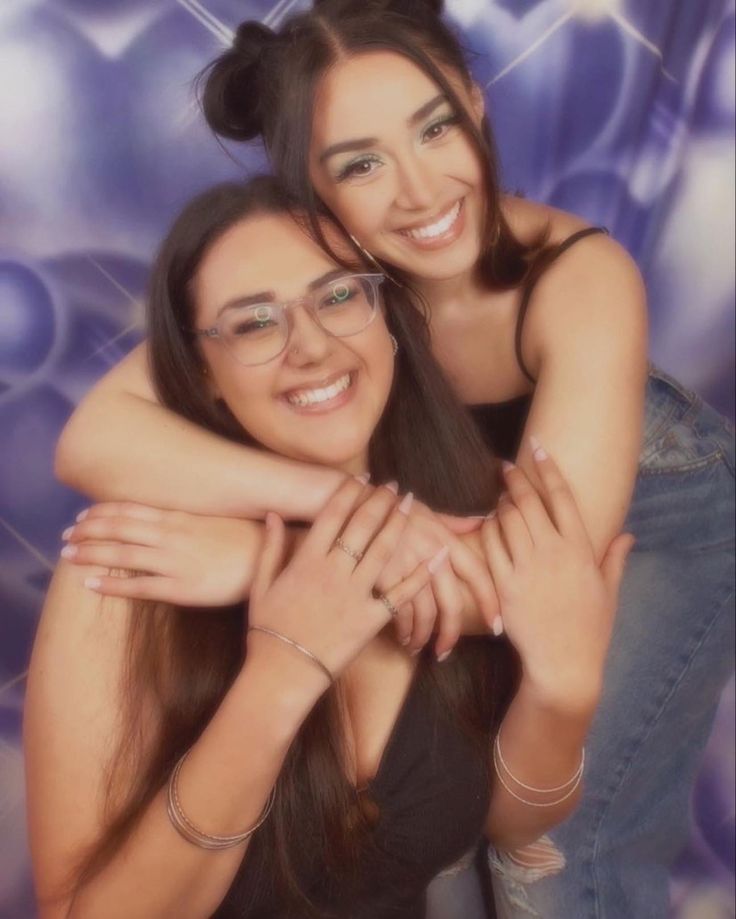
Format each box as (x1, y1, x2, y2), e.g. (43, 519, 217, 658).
(334, 113, 461, 183)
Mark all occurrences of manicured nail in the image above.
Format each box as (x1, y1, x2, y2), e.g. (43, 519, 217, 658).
(355, 473, 370, 484)
(502, 460, 515, 473)
(492, 615, 504, 637)
(530, 434, 547, 461)
(486, 509, 497, 520)
(437, 650, 452, 663)
(400, 635, 411, 646)
(60, 545, 77, 559)
(428, 545, 450, 574)
(84, 577, 101, 591)
(76, 509, 89, 522)
(62, 526, 74, 540)
(410, 647, 422, 657)
(384, 480, 399, 494)
(398, 491, 414, 515)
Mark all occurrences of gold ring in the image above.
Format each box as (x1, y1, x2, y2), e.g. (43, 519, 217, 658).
(334, 536, 364, 563)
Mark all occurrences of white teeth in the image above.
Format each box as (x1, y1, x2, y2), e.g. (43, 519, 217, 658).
(286, 373, 352, 407)
(402, 201, 461, 240)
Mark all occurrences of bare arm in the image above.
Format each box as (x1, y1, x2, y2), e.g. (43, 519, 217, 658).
(55, 343, 343, 519)
(24, 562, 325, 919)
(505, 202, 648, 561)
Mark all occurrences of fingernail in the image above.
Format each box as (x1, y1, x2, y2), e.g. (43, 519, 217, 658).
(502, 460, 515, 473)
(400, 635, 411, 646)
(384, 480, 399, 494)
(428, 545, 449, 573)
(60, 545, 77, 559)
(265, 511, 275, 530)
(492, 615, 504, 637)
(355, 473, 370, 484)
(76, 509, 89, 522)
(398, 491, 414, 515)
(437, 650, 452, 663)
(530, 435, 547, 461)
(410, 647, 422, 657)
(485, 509, 497, 520)
(84, 577, 101, 591)
(62, 526, 74, 540)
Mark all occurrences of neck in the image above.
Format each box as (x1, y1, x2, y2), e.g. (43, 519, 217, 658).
(411, 263, 491, 320)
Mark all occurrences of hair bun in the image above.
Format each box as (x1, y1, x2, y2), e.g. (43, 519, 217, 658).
(200, 21, 278, 142)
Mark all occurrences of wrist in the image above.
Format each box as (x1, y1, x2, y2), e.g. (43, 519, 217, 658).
(516, 672, 601, 727)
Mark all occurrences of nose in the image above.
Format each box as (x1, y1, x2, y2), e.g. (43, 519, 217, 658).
(393, 150, 439, 211)
(284, 303, 333, 366)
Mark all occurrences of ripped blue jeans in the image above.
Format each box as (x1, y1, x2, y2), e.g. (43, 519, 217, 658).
(429, 368, 735, 919)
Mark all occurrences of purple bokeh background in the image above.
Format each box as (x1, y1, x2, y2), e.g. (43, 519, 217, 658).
(0, 2, 733, 917)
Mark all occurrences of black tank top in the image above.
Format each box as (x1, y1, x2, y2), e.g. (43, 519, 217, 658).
(469, 227, 608, 459)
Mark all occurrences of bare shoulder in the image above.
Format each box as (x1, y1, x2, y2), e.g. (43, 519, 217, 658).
(24, 563, 149, 914)
(501, 194, 588, 245)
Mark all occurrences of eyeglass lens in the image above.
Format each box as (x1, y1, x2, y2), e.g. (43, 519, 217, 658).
(218, 275, 380, 366)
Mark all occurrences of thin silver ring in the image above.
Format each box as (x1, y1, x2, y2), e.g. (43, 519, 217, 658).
(376, 592, 399, 618)
(334, 536, 364, 563)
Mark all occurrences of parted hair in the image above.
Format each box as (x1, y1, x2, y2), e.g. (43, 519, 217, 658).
(62, 177, 519, 917)
(199, 0, 549, 292)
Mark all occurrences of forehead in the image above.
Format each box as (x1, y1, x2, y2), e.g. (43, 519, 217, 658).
(313, 50, 453, 140)
(194, 213, 337, 315)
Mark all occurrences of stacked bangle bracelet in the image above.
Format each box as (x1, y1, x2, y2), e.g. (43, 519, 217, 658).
(166, 750, 275, 850)
(492, 728, 585, 808)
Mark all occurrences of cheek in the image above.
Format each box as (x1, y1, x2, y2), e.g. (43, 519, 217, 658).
(207, 363, 272, 433)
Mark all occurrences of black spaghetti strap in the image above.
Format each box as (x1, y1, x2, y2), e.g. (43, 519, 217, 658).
(514, 226, 609, 384)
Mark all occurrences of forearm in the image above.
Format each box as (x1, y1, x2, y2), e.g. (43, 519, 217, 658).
(69, 648, 324, 919)
(56, 389, 343, 519)
(484, 679, 594, 852)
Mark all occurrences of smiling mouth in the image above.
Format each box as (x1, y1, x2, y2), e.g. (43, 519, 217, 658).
(283, 371, 355, 411)
(396, 199, 463, 245)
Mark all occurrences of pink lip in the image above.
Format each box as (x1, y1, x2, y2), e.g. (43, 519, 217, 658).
(394, 198, 466, 252)
(280, 371, 358, 416)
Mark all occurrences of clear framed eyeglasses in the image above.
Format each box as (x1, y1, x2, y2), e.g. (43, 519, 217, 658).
(193, 272, 385, 367)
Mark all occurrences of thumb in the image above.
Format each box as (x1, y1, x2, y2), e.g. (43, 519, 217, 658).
(251, 512, 287, 604)
(600, 532, 635, 595)
(437, 512, 486, 535)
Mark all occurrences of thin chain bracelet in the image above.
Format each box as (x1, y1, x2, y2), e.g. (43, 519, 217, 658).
(248, 625, 334, 685)
(167, 750, 275, 850)
(494, 728, 585, 793)
(492, 743, 583, 808)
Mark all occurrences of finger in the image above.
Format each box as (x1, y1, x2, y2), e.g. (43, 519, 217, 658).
(60, 541, 171, 575)
(407, 585, 438, 654)
(333, 482, 400, 567)
(356, 491, 414, 582)
(495, 494, 534, 563)
(75, 502, 163, 524)
(481, 515, 513, 585)
(528, 437, 590, 546)
(429, 561, 464, 662)
(303, 477, 367, 554)
(82, 573, 177, 602)
(393, 599, 415, 647)
(599, 533, 636, 596)
(500, 461, 555, 544)
(436, 513, 486, 534)
(381, 558, 434, 622)
(63, 517, 164, 549)
(445, 538, 497, 627)
(250, 513, 287, 603)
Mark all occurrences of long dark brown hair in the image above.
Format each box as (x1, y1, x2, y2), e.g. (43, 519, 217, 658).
(64, 177, 519, 917)
(200, 0, 549, 291)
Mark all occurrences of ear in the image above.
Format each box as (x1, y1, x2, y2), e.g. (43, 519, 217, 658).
(469, 82, 485, 123)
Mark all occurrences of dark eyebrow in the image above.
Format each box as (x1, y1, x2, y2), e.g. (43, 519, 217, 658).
(216, 291, 274, 318)
(319, 94, 449, 164)
(214, 269, 346, 318)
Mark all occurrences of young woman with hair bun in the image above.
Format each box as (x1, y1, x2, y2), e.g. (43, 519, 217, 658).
(55, 2, 734, 916)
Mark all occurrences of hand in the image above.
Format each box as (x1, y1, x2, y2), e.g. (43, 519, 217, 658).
(371, 494, 498, 661)
(480, 443, 634, 713)
(246, 477, 436, 683)
(60, 502, 263, 606)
